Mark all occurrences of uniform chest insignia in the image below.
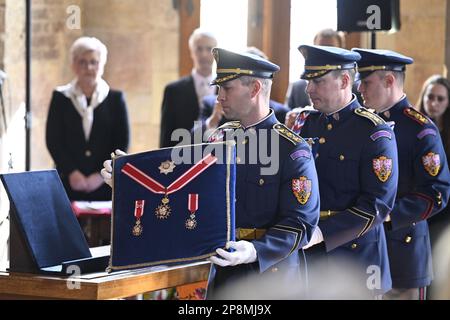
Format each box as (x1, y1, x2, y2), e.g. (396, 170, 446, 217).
(422, 152, 440, 176)
(274, 123, 302, 145)
(373, 156, 393, 182)
(332, 112, 339, 121)
(355, 107, 385, 126)
(292, 176, 312, 205)
(404, 108, 429, 125)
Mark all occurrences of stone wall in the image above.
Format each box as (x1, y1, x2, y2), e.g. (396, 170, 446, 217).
(1, 0, 27, 172)
(82, 0, 179, 156)
(376, 0, 448, 105)
(30, 0, 83, 170)
(28, 0, 179, 170)
(0, 0, 4, 70)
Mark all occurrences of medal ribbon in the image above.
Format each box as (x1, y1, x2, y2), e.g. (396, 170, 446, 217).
(188, 194, 198, 213)
(134, 200, 145, 219)
(121, 153, 218, 195)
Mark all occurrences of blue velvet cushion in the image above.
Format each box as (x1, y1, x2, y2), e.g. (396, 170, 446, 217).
(109, 142, 236, 270)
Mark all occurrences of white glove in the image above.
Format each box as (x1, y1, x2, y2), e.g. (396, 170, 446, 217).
(303, 226, 324, 249)
(209, 241, 257, 267)
(100, 149, 127, 188)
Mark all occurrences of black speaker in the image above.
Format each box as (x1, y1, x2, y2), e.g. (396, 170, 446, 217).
(337, 0, 400, 32)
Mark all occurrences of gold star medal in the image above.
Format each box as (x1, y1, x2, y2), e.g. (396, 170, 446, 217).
(155, 195, 171, 219)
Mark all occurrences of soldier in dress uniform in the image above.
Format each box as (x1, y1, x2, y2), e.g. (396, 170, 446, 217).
(354, 48, 450, 300)
(291, 45, 399, 298)
(206, 48, 320, 299)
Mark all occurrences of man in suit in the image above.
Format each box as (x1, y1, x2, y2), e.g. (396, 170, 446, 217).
(292, 45, 399, 298)
(159, 28, 217, 148)
(354, 48, 450, 299)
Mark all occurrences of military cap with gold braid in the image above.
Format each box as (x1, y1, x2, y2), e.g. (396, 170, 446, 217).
(211, 47, 280, 85)
(298, 45, 361, 80)
(352, 48, 413, 80)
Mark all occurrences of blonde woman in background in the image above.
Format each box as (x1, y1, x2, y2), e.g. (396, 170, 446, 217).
(46, 36, 130, 201)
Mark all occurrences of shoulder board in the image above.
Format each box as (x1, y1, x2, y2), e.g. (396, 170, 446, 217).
(354, 107, 386, 126)
(208, 121, 241, 142)
(217, 120, 242, 130)
(273, 123, 303, 145)
(403, 107, 430, 126)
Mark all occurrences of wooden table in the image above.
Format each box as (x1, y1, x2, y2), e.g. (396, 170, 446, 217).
(0, 261, 211, 299)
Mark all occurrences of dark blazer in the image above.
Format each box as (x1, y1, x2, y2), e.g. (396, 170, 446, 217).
(46, 89, 130, 201)
(201, 94, 290, 125)
(159, 75, 200, 148)
(286, 80, 311, 110)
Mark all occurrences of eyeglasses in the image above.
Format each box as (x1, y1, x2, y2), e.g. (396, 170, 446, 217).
(426, 93, 447, 103)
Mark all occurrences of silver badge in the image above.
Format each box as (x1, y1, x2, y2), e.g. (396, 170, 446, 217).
(158, 160, 176, 175)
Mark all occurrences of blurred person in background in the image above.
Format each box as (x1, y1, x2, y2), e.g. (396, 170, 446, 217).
(159, 28, 217, 147)
(416, 75, 450, 299)
(46, 36, 130, 201)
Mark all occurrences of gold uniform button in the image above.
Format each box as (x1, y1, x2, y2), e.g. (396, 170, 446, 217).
(405, 236, 412, 243)
(242, 137, 249, 145)
(339, 155, 345, 161)
(351, 243, 358, 249)
(236, 156, 241, 163)
(327, 124, 333, 130)
(85, 150, 92, 157)
(259, 179, 265, 186)
(319, 137, 326, 144)
(271, 267, 278, 273)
